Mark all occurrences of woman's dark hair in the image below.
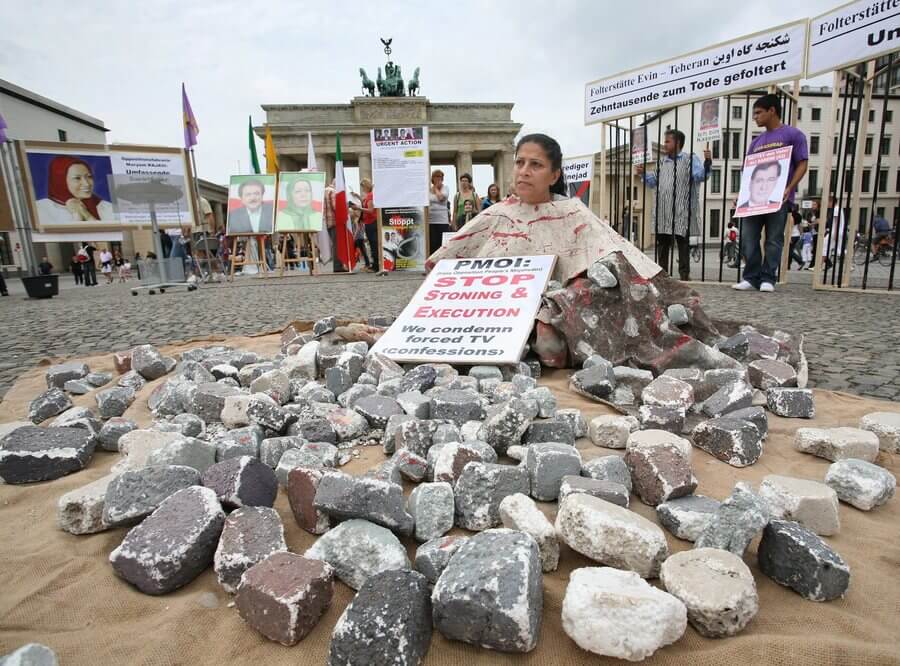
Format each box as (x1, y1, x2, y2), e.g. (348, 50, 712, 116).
(487, 183, 500, 199)
(515, 133, 566, 197)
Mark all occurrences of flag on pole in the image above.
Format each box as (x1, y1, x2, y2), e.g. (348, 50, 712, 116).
(307, 132, 318, 171)
(264, 125, 278, 175)
(181, 83, 199, 149)
(248, 116, 260, 174)
(334, 132, 355, 270)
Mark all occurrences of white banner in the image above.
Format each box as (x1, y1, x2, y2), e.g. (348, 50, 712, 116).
(371, 126, 429, 209)
(807, 0, 900, 77)
(562, 155, 594, 207)
(584, 20, 808, 124)
(369, 255, 556, 364)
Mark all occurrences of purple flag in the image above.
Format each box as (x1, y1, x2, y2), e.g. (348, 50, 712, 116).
(0, 111, 8, 143)
(182, 83, 198, 149)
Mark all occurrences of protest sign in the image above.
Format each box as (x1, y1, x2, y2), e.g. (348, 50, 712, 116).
(369, 255, 556, 364)
(630, 127, 653, 165)
(371, 126, 429, 208)
(380, 206, 427, 271)
(562, 155, 594, 207)
(696, 97, 722, 143)
(808, 0, 900, 77)
(584, 20, 807, 124)
(225, 175, 277, 235)
(734, 146, 793, 218)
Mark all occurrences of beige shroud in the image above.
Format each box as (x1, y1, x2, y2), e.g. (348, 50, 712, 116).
(0, 331, 898, 665)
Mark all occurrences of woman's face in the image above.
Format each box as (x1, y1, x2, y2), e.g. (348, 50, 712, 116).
(514, 142, 559, 204)
(66, 164, 94, 200)
(291, 180, 313, 208)
(432, 174, 443, 187)
(488, 185, 500, 200)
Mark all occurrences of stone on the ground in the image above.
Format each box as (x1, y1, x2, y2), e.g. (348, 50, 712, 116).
(305, 518, 410, 590)
(587, 260, 618, 288)
(365, 352, 405, 383)
(824, 458, 896, 510)
(201, 456, 278, 510)
(313, 316, 337, 338)
(521, 386, 556, 418)
(430, 389, 484, 426)
(49, 407, 101, 443)
(113, 350, 132, 374)
(662, 368, 704, 398)
(642, 375, 694, 410)
(408, 482, 454, 542)
(214, 506, 287, 593)
(757, 519, 850, 601)
(660, 548, 758, 638)
(432, 529, 542, 653)
(335, 351, 365, 383)
(275, 448, 325, 485)
(556, 494, 669, 578)
(431, 441, 496, 486)
(727, 405, 769, 439)
(393, 449, 428, 482)
(0, 425, 93, 484)
(57, 473, 117, 535)
(613, 366, 655, 394)
(259, 435, 305, 468)
(113, 429, 184, 473)
(211, 364, 240, 381)
(0, 644, 60, 666)
(368, 458, 402, 485)
(525, 442, 582, 501)
(249, 369, 290, 405)
(698, 368, 749, 402)
(562, 567, 686, 661)
(759, 474, 840, 536)
(794, 426, 879, 462)
(558, 475, 629, 507)
(625, 432, 696, 506)
(352, 394, 403, 428)
(397, 391, 431, 419)
(238, 362, 273, 387)
(236, 551, 333, 645)
(117, 369, 146, 393)
(148, 378, 192, 417)
(656, 495, 720, 542)
(189, 382, 241, 423)
(335, 382, 375, 409)
(454, 461, 530, 531)
(523, 419, 575, 447)
(246, 393, 287, 431)
(287, 417, 337, 444)
(28, 387, 73, 423)
(638, 404, 685, 434)
(499, 493, 559, 572)
(314, 472, 414, 536)
(324, 407, 369, 442)
(859, 411, 900, 454)
(325, 366, 353, 398)
(170, 413, 204, 437)
(214, 425, 263, 461)
(287, 467, 332, 534)
(131, 344, 171, 380)
(718, 331, 751, 362)
(667, 303, 690, 325)
(414, 535, 468, 584)
(282, 341, 319, 382)
(146, 437, 216, 473)
(328, 569, 432, 666)
(63, 379, 92, 395)
(103, 465, 200, 527)
(588, 414, 639, 449)
(569, 363, 615, 401)
(393, 418, 439, 457)
(748, 358, 797, 390)
(581, 454, 633, 493)
(109, 485, 225, 595)
(95, 386, 136, 419)
(701, 381, 754, 418)
(46, 361, 90, 389)
(694, 482, 770, 556)
(766, 387, 815, 418)
(432, 422, 461, 445)
(399, 365, 438, 393)
(506, 444, 526, 461)
(691, 416, 763, 467)
(555, 407, 588, 438)
(367, 314, 395, 327)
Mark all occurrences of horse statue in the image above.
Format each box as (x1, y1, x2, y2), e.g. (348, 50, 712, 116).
(407, 67, 420, 96)
(376, 67, 385, 96)
(359, 68, 375, 97)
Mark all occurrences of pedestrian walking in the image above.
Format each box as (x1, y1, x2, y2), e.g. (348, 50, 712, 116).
(79, 242, 97, 286)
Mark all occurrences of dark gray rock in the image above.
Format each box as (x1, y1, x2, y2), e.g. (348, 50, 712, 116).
(63, 379, 92, 395)
(728, 406, 769, 440)
(558, 475, 629, 507)
(523, 420, 575, 447)
(117, 369, 146, 393)
(525, 443, 582, 501)
(748, 359, 797, 390)
(103, 465, 200, 526)
(287, 417, 337, 444)
(131, 344, 171, 380)
(408, 481, 454, 542)
(28, 387, 73, 423)
(323, 407, 369, 442)
(367, 314, 396, 327)
(109, 485, 225, 595)
(49, 406, 102, 444)
(95, 386, 136, 419)
(701, 381, 754, 418)
(397, 391, 431, 419)
(189, 382, 241, 423)
(260, 435, 306, 468)
(211, 364, 240, 381)
(454, 462, 530, 531)
(569, 363, 616, 401)
(393, 449, 428, 482)
(414, 535, 469, 584)
(638, 405, 685, 434)
(431, 441, 497, 486)
(365, 353, 405, 383)
(214, 425, 264, 461)
(694, 482, 770, 556)
(555, 408, 588, 438)
(353, 394, 403, 428)
(691, 417, 763, 467)
(246, 393, 287, 432)
(432, 529, 542, 652)
(172, 413, 205, 437)
(325, 366, 353, 398)
(766, 388, 815, 419)
(0, 425, 94, 484)
(478, 398, 538, 455)
(179, 360, 216, 384)
(430, 389, 484, 426)
(394, 418, 440, 457)
(46, 361, 90, 389)
(202, 456, 278, 510)
(313, 316, 337, 338)
(758, 519, 850, 601)
(718, 332, 750, 362)
(399, 365, 438, 393)
(337, 383, 377, 409)
(656, 495, 721, 541)
(581, 455, 633, 493)
(214, 506, 287, 593)
(314, 472, 414, 536)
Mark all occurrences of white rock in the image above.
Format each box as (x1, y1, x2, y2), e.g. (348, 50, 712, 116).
(555, 493, 669, 578)
(57, 473, 117, 534)
(859, 411, 900, 454)
(282, 341, 319, 381)
(759, 474, 841, 535)
(588, 414, 640, 449)
(660, 548, 758, 638)
(499, 493, 559, 572)
(794, 427, 879, 462)
(824, 459, 896, 511)
(111, 429, 184, 474)
(562, 567, 686, 661)
(626, 429, 692, 460)
(221, 394, 253, 429)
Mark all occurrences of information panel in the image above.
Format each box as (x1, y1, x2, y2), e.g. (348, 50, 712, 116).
(807, 0, 900, 77)
(371, 126, 430, 208)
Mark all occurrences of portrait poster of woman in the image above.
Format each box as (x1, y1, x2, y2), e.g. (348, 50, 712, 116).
(275, 172, 325, 233)
(26, 149, 116, 226)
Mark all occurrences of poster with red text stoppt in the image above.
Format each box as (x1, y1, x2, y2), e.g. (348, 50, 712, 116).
(369, 255, 556, 365)
(733, 145, 792, 218)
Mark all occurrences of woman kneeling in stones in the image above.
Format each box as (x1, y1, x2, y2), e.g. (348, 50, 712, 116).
(425, 133, 728, 373)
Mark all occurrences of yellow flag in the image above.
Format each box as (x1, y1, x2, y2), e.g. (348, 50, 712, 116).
(264, 125, 278, 174)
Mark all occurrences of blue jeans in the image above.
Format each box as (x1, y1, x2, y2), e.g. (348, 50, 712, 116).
(740, 202, 789, 288)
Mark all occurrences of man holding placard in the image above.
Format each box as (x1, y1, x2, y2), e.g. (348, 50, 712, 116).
(732, 94, 807, 293)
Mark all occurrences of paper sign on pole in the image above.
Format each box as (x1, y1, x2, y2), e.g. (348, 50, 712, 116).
(695, 97, 723, 143)
(369, 255, 556, 364)
(562, 155, 594, 207)
(381, 206, 427, 271)
(807, 0, 900, 77)
(584, 20, 807, 124)
(371, 126, 429, 208)
(630, 127, 653, 165)
(733, 146, 793, 218)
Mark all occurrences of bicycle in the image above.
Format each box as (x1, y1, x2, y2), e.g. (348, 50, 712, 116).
(853, 232, 895, 267)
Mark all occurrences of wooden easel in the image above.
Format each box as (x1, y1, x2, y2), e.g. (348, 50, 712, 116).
(228, 235, 270, 280)
(278, 232, 319, 277)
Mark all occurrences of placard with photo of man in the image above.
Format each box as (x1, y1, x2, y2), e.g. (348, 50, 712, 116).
(734, 145, 793, 218)
(226, 175, 276, 235)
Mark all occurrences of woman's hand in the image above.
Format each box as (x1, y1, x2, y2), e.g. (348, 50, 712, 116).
(65, 198, 94, 220)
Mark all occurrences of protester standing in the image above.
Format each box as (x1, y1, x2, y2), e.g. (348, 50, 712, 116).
(427, 170, 451, 255)
(637, 129, 711, 281)
(80, 242, 97, 286)
(359, 178, 379, 272)
(324, 180, 344, 272)
(452, 173, 480, 228)
(481, 183, 501, 210)
(732, 94, 808, 292)
(70, 254, 83, 285)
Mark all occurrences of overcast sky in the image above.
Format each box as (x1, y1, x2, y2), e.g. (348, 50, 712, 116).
(1, 0, 832, 195)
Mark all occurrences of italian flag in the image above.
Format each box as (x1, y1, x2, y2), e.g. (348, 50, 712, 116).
(334, 132, 356, 270)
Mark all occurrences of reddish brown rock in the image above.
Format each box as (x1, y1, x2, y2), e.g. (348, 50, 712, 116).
(625, 437, 697, 507)
(113, 350, 133, 375)
(287, 467, 332, 534)
(236, 551, 334, 646)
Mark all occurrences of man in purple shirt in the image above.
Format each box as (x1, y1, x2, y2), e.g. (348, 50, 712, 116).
(733, 94, 808, 293)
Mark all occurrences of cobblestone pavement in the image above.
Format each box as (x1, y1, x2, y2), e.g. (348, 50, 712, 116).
(1, 271, 897, 403)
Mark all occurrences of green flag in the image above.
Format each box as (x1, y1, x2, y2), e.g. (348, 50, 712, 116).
(248, 116, 260, 174)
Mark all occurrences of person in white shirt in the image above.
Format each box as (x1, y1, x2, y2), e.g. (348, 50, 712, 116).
(427, 169, 450, 254)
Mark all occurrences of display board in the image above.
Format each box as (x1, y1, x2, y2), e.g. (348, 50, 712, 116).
(380, 206, 427, 272)
(807, 0, 900, 77)
(370, 255, 556, 364)
(226, 175, 276, 236)
(561, 155, 594, 208)
(734, 146, 793, 218)
(275, 172, 325, 233)
(630, 127, 654, 165)
(371, 126, 430, 208)
(696, 97, 723, 143)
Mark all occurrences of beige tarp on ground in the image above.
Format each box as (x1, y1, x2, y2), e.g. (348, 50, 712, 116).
(1, 333, 898, 665)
